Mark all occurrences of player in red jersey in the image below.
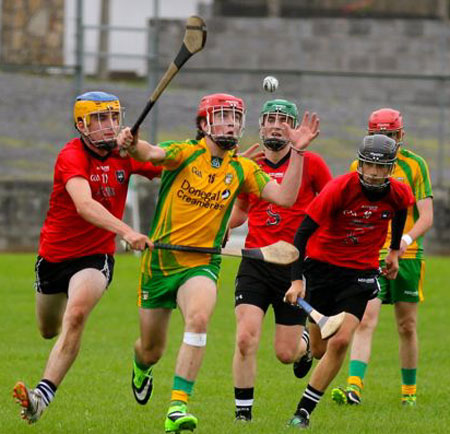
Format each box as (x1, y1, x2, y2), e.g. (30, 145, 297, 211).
(13, 91, 159, 424)
(229, 100, 332, 422)
(284, 134, 415, 429)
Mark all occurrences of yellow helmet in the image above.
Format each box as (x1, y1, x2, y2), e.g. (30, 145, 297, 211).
(74, 91, 122, 151)
(73, 91, 121, 126)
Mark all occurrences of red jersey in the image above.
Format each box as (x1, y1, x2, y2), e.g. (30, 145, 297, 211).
(243, 151, 332, 248)
(305, 172, 415, 269)
(39, 138, 161, 261)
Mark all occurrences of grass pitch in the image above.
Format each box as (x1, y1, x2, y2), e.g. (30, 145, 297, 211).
(1, 254, 448, 433)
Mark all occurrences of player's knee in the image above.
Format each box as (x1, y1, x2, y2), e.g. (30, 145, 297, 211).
(64, 306, 88, 332)
(276, 347, 296, 364)
(397, 317, 416, 338)
(236, 330, 258, 356)
(185, 312, 210, 332)
(328, 334, 352, 354)
(359, 312, 378, 332)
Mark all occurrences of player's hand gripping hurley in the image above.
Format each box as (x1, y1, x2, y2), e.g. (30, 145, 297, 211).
(121, 240, 299, 266)
(295, 298, 345, 340)
(285, 280, 345, 339)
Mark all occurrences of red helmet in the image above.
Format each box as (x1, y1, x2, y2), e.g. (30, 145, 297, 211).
(197, 93, 246, 150)
(368, 108, 403, 133)
(197, 93, 245, 118)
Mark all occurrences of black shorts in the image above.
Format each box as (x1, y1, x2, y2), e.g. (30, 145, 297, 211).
(235, 257, 307, 326)
(304, 259, 380, 321)
(35, 254, 115, 295)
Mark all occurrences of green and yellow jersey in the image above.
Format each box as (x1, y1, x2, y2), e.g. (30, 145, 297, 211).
(350, 147, 433, 259)
(142, 138, 271, 276)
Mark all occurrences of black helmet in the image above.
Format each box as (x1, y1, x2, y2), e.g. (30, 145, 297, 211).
(357, 134, 399, 191)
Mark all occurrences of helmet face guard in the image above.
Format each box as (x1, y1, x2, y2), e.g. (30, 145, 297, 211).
(259, 99, 298, 151)
(357, 134, 398, 191)
(74, 92, 123, 151)
(197, 94, 245, 150)
(206, 105, 244, 150)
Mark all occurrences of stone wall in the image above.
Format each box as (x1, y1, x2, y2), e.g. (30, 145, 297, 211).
(156, 17, 449, 82)
(1, 0, 64, 65)
(213, 0, 444, 19)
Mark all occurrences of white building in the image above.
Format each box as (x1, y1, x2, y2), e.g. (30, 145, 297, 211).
(64, 0, 212, 75)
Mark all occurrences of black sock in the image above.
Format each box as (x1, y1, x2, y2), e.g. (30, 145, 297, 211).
(296, 384, 323, 416)
(235, 387, 254, 418)
(36, 379, 57, 406)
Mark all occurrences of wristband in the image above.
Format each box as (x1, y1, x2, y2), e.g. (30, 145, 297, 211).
(290, 145, 305, 155)
(402, 234, 413, 246)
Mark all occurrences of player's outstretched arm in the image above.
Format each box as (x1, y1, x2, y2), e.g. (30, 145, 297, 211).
(400, 197, 433, 256)
(66, 177, 152, 251)
(117, 127, 166, 163)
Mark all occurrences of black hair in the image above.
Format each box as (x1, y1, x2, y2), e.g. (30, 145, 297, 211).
(196, 116, 206, 140)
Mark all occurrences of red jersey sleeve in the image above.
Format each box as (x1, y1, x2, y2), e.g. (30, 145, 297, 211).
(130, 159, 162, 179)
(310, 153, 333, 193)
(306, 177, 342, 225)
(56, 148, 89, 185)
(391, 180, 416, 210)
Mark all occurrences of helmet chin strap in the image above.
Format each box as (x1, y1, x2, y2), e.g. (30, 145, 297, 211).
(262, 137, 289, 152)
(358, 173, 391, 192)
(94, 139, 117, 152)
(81, 132, 116, 152)
(211, 135, 238, 150)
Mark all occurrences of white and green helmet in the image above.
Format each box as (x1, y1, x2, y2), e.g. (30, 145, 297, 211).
(259, 99, 299, 151)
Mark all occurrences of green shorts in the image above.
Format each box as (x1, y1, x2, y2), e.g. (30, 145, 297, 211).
(138, 264, 220, 309)
(378, 258, 425, 304)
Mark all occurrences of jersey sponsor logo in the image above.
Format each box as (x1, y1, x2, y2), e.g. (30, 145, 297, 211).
(192, 166, 203, 178)
(115, 170, 125, 184)
(90, 174, 101, 182)
(265, 204, 281, 226)
(176, 179, 230, 210)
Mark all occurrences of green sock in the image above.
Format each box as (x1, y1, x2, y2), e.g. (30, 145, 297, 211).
(401, 368, 416, 386)
(173, 375, 195, 395)
(349, 360, 368, 380)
